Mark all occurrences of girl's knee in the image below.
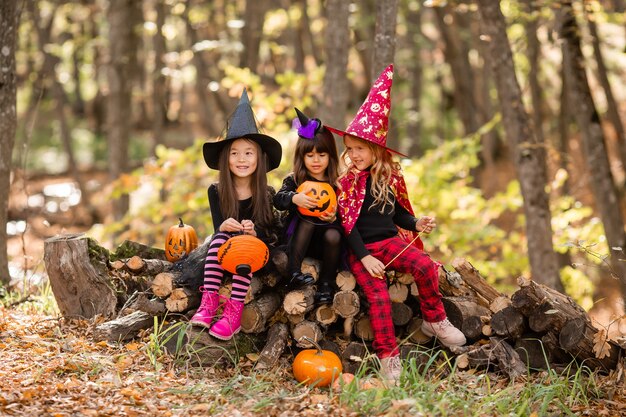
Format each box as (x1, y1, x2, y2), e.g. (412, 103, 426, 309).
(212, 232, 230, 241)
(323, 228, 341, 245)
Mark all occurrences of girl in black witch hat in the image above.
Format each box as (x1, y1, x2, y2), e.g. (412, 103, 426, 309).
(273, 108, 343, 305)
(190, 88, 282, 340)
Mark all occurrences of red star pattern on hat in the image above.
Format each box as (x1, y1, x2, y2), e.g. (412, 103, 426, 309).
(327, 64, 406, 157)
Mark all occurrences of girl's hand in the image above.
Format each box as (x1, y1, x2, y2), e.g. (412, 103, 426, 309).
(319, 212, 337, 223)
(220, 218, 243, 233)
(241, 219, 257, 236)
(361, 255, 386, 279)
(292, 192, 318, 210)
(319, 205, 337, 223)
(416, 216, 436, 234)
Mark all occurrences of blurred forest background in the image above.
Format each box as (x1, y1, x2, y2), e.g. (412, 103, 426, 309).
(1, 0, 626, 332)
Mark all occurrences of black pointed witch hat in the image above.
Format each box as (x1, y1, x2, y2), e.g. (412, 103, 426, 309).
(203, 88, 282, 171)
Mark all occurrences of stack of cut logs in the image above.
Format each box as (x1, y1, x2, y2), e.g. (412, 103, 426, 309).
(43, 234, 624, 378)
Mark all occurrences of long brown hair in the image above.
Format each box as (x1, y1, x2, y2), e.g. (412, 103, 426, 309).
(216, 139, 276, 234)
(293, 127, 340, 186)
(340, 135, 401, 213)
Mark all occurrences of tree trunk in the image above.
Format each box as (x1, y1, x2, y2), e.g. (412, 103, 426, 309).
(405, 3, 423, 158)
(296, 0, 320, 67)
(353, 0, 375, 87)
(0, 0, 18, 285)
(557, 59, 572, 195)
(318, 0, 350, 131)
(521, 0, 545, 144)
(181, 0, 222, 137)
(476, 0, 563, 291)
(241, 0, 269, 72)
(151, 0, 168, 156)
(107, 0, 141, 220)
(584, 4, 626, 179)
(435, 5, 479, 136)
(372, 0, 399, 152)
(557, 1, 626, 300)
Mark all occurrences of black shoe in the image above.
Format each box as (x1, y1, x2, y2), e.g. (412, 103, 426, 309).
(287, 272, 315, 289)
(315, 282, 334, 305)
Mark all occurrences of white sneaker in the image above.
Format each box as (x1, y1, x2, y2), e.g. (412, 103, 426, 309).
(380, 355, 402, 382)
(421, 318, 467, 347)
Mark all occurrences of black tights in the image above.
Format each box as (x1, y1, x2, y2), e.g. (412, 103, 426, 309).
(288, 220, 342, 286)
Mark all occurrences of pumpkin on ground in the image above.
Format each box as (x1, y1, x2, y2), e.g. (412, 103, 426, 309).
(165, 218, 198, 262)
(296, 181, 337, 219)
(217, 234, 269, 275)
(292, 336, 343, 387)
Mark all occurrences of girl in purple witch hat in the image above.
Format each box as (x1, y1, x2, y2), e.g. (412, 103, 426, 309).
(273, 108, 343, 304)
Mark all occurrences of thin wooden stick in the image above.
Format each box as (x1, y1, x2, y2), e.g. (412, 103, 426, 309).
(384, 232, 422, 269)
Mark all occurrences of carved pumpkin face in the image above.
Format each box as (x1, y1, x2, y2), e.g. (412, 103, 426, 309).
(296, 181, 337, 218)
(165, 218, 199, 262)
(217, 234, 269, 275)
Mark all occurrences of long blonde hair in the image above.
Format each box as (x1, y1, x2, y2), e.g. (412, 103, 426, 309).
(340, 135, 402, 214)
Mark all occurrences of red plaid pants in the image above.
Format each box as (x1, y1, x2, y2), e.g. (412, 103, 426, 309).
(348, 236, 446, 358)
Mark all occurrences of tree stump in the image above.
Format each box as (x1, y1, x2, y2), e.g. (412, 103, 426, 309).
(292, 320, 323, 347)
(93, 311, 155, 342)
(283, 285, 316, 315)
(491, 306, 526, 339)
(442, 296, 491, 339)
(162, 323, 261, 367)
(451, 258, 507, 310)
(255, 322, 290, 370)
(511, 276, 587, 334)
(341, 341, 368, 374)
(514, 334, 551, 370)
(241, 292, 281, 334)
(165, 288, 200, 313)
(151, 271, 179, 298)
(44, 234, 117, 319)
(333, 290, 360, 319)
(559, 318, 620, 371)
(406, 317, 431, 344)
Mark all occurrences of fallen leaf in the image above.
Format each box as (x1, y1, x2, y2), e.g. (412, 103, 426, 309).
(593, 329, 612, 360)
(125, 342, 140, 351)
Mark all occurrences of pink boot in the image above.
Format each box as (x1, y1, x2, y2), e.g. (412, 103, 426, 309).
(209, 298, 244, 340)
(190, 290, 220, 328)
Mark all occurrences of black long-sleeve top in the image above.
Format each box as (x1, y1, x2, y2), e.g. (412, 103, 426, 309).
(347, 176, 418, 260)
(273, 174, 300, 212)
(208, 183, 279, 245)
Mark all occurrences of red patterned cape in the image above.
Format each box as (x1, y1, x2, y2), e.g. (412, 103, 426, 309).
(337, 168, 424, 251)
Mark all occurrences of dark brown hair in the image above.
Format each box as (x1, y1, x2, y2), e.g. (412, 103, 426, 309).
(293, 126, 340, 186)
(216, 139, 276, 235)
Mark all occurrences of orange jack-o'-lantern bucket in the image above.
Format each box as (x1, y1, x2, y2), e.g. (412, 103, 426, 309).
(217, 234, 269, 275)
(296, 181, 337, 218)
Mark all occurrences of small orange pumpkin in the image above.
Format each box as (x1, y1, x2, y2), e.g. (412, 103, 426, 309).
(217, 234, 269, 275)
(165, 218, 198, 262)
(292, 336, 343, 387)
(296, 181, 337, 218)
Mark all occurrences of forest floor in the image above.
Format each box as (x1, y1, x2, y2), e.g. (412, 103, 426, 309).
(2, 306, 626, 416)
(6, 170, 626, 415)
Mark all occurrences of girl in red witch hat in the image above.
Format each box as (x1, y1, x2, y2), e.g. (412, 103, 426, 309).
(273, 108, 343, 305)
(327, 65, 466, 382)
(190, 88, 282, 340)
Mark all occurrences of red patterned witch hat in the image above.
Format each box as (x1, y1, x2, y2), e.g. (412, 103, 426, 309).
(327, 64, 406, 157)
